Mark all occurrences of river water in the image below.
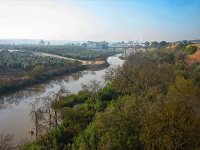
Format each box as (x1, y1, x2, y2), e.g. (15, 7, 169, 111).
(0, 54, 124, 143)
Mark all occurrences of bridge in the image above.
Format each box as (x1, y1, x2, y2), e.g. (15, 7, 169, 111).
(109, 45, 149, 54)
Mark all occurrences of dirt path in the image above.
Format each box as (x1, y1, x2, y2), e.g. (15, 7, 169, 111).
(36, 52, 105, 65)
(8, 50, 105, 65)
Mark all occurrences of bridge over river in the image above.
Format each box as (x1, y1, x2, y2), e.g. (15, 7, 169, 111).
(109, 45, 149, 54)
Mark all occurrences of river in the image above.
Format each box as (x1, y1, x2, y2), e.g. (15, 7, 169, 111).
(0, 54, 124, 143)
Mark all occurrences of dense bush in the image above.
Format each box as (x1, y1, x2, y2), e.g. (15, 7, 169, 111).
(186, 45, 197, 54)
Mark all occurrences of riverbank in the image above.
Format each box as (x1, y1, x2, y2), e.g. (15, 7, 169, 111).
(22, 48, 200, 150)
(0, 55, 124, 143)
(0, 61, 110, 96)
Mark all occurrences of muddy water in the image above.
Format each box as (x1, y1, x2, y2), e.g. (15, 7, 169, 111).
(0, 55, 124, 143)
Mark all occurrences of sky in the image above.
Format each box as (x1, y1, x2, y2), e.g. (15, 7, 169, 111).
(0, 0, 200, 42)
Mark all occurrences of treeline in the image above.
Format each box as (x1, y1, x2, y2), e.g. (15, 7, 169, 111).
(0, 44, 122, 95)
(112, 39, 195, 49)
(0, 50, 76, 71)
(0, 50, 82, 95)
(0, 44, 119, 60)
(82, 41, 109, 49)
(22, 44, 200, 149)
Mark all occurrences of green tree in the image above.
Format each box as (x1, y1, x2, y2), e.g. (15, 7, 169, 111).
(39, 39, 45, 45)
(31, 65, 45, 79)
(151, 41, 158, 48)
(82, 43, 87, 48)
(140, 76, 200, 149)
(186, 45, 197, 55)
(144, 41, 150, 47)
(159, 41, 168, 47)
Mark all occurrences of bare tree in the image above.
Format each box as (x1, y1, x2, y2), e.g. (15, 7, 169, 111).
(43, 86, 71, 129)
(104, 66, 121, 82)
(42, 96, 54, 132)
(28, 86, 70, 138)
(81, 80, 102, 100)
(29, 99, 44, 138)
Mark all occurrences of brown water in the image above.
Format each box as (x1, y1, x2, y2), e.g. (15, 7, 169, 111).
(0, 55, 124, 143)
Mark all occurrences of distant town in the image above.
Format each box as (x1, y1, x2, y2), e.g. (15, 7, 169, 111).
(0, 39, 200, 47)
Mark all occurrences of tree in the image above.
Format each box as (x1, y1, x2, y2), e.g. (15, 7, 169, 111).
(39, 39, 45, 45)
(47, 41, 50, 45)
(81, 80, 102, 100)
(159, 41, 168, 47)
(144, 41, 150, 47)
(151, 41, 158, 48)
(94, 42, 100, 48)
(175, 43, 185, 51)
(121, 41, 125, 45)
(140, 76, 200, 149)
(186, 45, 197, 55)
(31, 65, 45, 79)
(75, 97, 142, 150)
(104, 66, 121, 82)
(183, 40, 188, 44)
(82, 43, 87, 48)
(46, 86, 71, 128)
(42, 96, 54, 132)
(29, 99, 44, 138)
(87, 41, 93, 47)
(99, 41, 109, 49)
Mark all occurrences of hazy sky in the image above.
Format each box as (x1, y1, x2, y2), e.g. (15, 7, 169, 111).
(0, 0, 200, 42)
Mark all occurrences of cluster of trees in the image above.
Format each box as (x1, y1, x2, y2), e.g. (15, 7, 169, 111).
(22, 43, 200, 149)
(0, 50, 82, 95)
(0, 44, 118, 60)
(28, 87, 71, 139)
(174, 42, 197, 54)
(0, 43, 123, 95)
(112, 40, 195, 49)
(82, 41, 109, 49)
(151, 40, 194, 48)
(0, 51, 76, 71)
(38, 39, 50, 45)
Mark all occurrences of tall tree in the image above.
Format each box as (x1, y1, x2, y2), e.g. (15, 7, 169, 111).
(47, 86, 71, 128)
(82, 43, 87, 48)
(39, 39, 45, 45)
(29, 99, 44, 138)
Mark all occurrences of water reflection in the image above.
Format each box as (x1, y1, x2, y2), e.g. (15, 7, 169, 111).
(71, 71, 84, 81)
(0, 89, 44, 110)
(0, 55, 124, 109)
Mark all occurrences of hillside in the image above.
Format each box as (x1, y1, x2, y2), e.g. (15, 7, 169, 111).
(186, 44, 200, 65)
(22, 47, 200, 150)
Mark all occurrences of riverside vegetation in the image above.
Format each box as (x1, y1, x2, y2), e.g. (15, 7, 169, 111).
(0, 45, 118, 60)
(19, 43, 200, 149)
(0, 45, 120, 95)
